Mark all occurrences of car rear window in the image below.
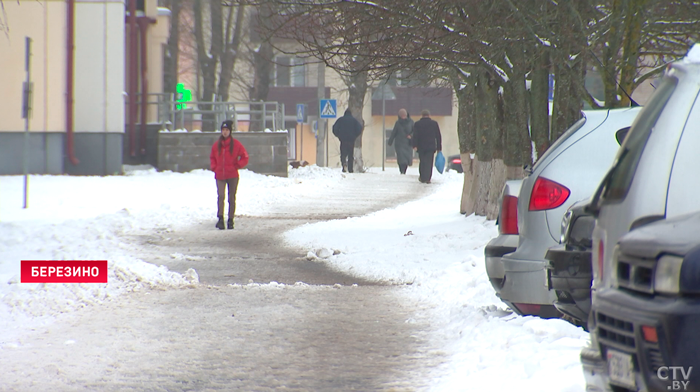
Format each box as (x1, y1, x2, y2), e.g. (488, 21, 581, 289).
(532, 115, 586, 171)
(602, 75, 678, 202)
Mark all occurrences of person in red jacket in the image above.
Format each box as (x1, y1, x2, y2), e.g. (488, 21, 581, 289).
(210, 120, 249, 230)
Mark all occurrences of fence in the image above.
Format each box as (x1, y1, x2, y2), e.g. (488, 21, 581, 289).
(133, 93, 286, 132)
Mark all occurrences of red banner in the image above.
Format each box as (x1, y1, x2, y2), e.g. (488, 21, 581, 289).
(21, 260, 108, 283)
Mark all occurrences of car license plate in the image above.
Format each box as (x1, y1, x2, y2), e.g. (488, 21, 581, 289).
(607, 349, 636, 389)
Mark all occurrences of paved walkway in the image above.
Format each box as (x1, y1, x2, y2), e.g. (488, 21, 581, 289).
(0, 170, 451, 391)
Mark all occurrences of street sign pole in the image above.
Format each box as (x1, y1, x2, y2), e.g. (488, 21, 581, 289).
(382, 82, 386, 171)
(22, 37, 33, 209)
(317, 63, 326, 167)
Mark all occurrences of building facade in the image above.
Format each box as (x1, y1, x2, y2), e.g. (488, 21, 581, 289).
(0, 0, 169, 175)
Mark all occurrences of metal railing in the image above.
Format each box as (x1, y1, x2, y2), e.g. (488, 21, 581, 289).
(132, 93, 286, 132)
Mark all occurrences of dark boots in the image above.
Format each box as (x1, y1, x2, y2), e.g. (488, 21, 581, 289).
(216, 216, 234, 230)
(216, 216, 225, 230)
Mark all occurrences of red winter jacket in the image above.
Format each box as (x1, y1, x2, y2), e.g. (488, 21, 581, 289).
(210, 137, 249, 180)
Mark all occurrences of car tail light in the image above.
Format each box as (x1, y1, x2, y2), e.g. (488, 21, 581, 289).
(642, 325, 658, 343)
(451, 158, 461, 165)
(528, 177, 571, 211)
(514, 303, 541, 315)
(499, 195, 519, 235)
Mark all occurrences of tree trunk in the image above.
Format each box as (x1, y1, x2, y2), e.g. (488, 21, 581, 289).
(550, 47, 586, 141)
(529, 47, 550, 161)
(194, 0, 223, 132)
(249, 41, 273, 132)
(502, 46, 532, 169)
(163, 0, 181, 95)
(618, 0, 646, 107)
(473, 68, 502, 217)
(216, 4, 246, 102)
(454, 73, 477, 215)
(460, 152, 475, 215)
(347, 70, 368, 172)
(471, 158, 509, 220)
(602, 0, 624, 107)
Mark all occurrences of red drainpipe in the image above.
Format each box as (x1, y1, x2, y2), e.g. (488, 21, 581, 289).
(127, 0, 138, 156)
(137, 17, 155, 155)
(66, 0, 79, 165)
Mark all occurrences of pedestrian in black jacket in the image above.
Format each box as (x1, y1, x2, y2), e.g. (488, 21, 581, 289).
(412, 109, 442, 183)
(332, 109, 363, 173)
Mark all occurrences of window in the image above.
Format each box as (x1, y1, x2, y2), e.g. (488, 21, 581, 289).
(532, 116, 586, 170)
(126, 0, 145, 12)
(273, 57, 306, 87)
(386, 69, 432, 87)
(602, 75, 678, 202)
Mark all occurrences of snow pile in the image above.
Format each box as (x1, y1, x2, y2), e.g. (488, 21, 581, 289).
(288, 164, 345, 181)
(0, 165, 345, 332)
(0, 211, 197, 320)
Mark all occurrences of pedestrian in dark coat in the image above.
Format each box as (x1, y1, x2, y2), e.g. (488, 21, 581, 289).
(388, 108, 414, 174)
(332, 109, 363, 173)
(412, 109, 442, 184)
(210, 120, 249, 230)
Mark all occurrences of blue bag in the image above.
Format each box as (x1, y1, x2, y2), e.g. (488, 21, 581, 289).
(435, 151, 445, 174)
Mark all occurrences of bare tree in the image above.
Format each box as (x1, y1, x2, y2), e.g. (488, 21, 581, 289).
(193, 0, 246, 131)
(242, 0, 699, 216)
(591, 0, 700, 108)
(248, 39, 273, 132)
(163, 0, 183, 95)
(254, 1, 383, 169)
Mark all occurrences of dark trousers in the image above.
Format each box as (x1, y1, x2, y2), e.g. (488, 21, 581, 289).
(418, 150, 435, 183)
(340, 141, 355, 173)
(398, 163, 408, 174)
(216, 177, 240, 218)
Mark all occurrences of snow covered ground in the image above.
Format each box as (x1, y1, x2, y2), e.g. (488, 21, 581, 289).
(0, 165, 588, 391)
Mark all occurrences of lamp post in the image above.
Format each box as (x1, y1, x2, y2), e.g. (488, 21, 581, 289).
(372, 80, 395, 172)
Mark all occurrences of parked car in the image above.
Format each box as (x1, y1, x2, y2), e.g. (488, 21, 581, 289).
(485, 180, 521, 294)
(591, 212, 700, 392)
(545, 127, 632, 330)
(582, 43, 700, 391)
(545, 198, 594, 329)
(446, 154, 463, 173)
(495, 106, 641, 318)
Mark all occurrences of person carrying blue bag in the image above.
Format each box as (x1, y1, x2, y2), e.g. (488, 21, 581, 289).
(435, 150, 446, 174)
(412, 109, 442, 184)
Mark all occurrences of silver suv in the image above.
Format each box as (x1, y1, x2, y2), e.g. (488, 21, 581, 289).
(583, 44, 700, 391)
(494, 106, 641, 317)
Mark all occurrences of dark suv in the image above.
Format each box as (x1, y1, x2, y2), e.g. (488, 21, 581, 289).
(590, 211, 700, 392)
(545, 198, 595, 329)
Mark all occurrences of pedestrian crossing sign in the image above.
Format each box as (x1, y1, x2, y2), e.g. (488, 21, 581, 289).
(296, 104, 306, 123)
(320, 99, 337, 118)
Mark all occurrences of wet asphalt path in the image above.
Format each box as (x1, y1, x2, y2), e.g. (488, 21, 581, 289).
(0, 171, 451, 391)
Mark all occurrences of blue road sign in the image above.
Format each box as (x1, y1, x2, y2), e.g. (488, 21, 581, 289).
(296, 104, 306, 123)
(319, 99, 337, 119)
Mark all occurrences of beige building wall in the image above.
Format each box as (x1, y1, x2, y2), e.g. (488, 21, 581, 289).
(148, 6, 171, 122)
(74, 0, 125, 133)
(0, 0, 126, 134)
(0, 0, 68, 133)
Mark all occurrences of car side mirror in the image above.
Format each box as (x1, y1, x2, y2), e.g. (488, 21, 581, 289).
(616, 127, 631, 145)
